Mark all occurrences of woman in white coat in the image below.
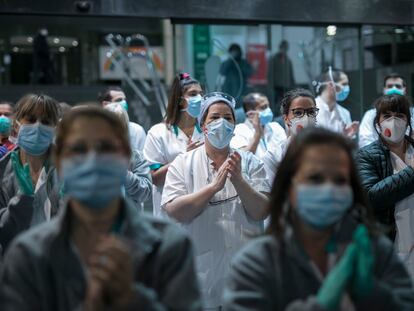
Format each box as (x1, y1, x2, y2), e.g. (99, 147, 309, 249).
(144, 73, 204, 215)
(161, 92, 271, 310)
(262, 88, 318, 183)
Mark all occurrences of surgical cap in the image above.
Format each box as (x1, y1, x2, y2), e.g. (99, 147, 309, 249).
(198, 92, 236, 125)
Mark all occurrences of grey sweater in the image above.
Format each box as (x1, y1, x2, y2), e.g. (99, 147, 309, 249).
(0, 200, 202, 311)
(223, 217, 414, 311)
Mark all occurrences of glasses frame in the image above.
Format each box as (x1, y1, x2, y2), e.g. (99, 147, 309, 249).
(290, 107, 319, 118)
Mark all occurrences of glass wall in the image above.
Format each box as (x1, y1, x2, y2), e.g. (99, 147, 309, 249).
(174, 23, 363, 121)
(0, 14, 412, 124)
(174, 23, 414, 122)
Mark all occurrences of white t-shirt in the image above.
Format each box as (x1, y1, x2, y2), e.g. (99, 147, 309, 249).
(129, 121, 146, 151)
(315, 96, 352, 134)
(230, 120, 287, 159)
(160, 146, 270, 308)
(262, 136, 292, 184)
(391, 143, 414, 282)
(143, 122, 204, 215)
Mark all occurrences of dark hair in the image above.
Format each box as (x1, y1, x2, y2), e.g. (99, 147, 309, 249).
(97, 86, 124, 103)
(373, 94, 412, 137)
(268, 127, 375, 238)
(165, 73, 200, 126)
(314, 69, 342, 95)
(228, 43, 242, 54)
(55, 105, 131, 159)
(15, 94, 60, 126)
(383, 73, 406, 87)
(280, 88, 316, 115)
(242, 93, 266, 112)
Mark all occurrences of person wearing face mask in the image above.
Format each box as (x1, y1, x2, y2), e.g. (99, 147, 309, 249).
(0, 106, 202, 311)
(262, 89, 318, 183)
(0, 101, 16, 159)
(0, 94, 61, 252)
(230, 93, 286, 159)
(103, 103, 152, 209)
(358, 94, 414, 280)
(359, 73, 414, 148)
(223, 128, 414, 311)
(161, 92, 271, 309)
(144, 73, 204, 216)
(314, 68, 359, 138)
(98, 85, 146, 151)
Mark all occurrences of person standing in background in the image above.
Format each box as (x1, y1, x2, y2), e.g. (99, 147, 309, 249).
(270, 40, 295, 112)
(219, 43, 253, 123)
(32, 28, 55, 84)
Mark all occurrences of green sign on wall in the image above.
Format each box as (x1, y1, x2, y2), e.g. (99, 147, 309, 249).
(193, 25, 211, 84)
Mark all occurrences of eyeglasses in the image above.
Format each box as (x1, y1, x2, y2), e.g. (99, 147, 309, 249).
(203, 92, 236, 108)
(290, 107, 319, 118)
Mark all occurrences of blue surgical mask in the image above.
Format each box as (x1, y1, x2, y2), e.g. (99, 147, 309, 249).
(336, 85, 350, 102)
(259, 108, 273, 126)
(206, 118, 235, 149)
(182, 95, 202, 118)
(295, 184, 353, 229)
(384, 87, 404, 96)
(17, 122, 55, 156)
(0, 116, 11, 134)
(61, 153, 128, 210)
(117, 100, 128, 111)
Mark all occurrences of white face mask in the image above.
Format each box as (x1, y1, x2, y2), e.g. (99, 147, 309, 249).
(379, 116, 407, 144)
(289, 115, 316, 136)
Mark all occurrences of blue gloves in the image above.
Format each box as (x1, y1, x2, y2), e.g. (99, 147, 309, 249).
(11, 151, 34, 196)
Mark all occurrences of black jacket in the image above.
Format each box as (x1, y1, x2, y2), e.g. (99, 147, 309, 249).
(357, 137, 414, 237)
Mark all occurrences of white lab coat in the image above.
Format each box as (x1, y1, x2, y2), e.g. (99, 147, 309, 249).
(129, 121, 146, 151)
(230, 120, 287, 159)
(160, 146, 270, 308)
(262, 136, 291, 184)
(315, 96, 352, 134)
(359, 108, 414, 149)
(143, 122, 204, 215)
(391, 143, 414, 282)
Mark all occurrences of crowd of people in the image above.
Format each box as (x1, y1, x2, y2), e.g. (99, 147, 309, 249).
(0, 68, 414, 311)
